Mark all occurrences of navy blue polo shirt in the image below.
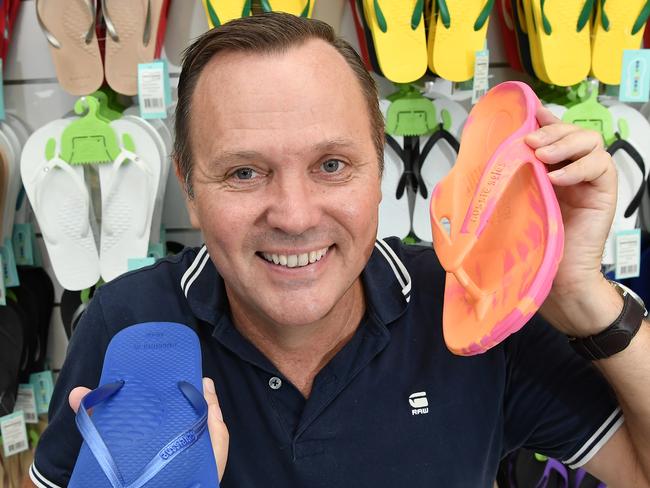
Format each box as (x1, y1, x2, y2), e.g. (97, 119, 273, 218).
(31, 238, 622, 487)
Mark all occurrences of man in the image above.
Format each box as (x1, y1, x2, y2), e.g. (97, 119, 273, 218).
(29, 12, 650, 488)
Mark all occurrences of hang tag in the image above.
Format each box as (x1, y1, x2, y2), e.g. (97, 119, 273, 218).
(13, 384, 38, 424)
(619, 49, 650, 103)
(138, 60, 171, 119)
(31, 223, 43, 268)
(472, 49, 490, 104)
(127, 256, 156, 271)
(147, 242, 165, 260)
(0, 256, 5, 306)
(160, 224, 167, 255)
(12, 223, 35, 266)
(0, 411, 28, 457)
(0, 239, 18, 288)
(29, 371, 54, 415)
(0, 59, 5, 121)
(615, 229, 641, 280)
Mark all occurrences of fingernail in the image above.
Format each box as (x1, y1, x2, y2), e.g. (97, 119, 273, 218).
(203, 377, 216, 394)
(548, 168, 565, 179)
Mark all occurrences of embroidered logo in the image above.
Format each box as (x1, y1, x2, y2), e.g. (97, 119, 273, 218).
(409, 392, 429, 416)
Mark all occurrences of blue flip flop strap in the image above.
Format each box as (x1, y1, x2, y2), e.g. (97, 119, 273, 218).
(76, 380, 209, 488)
(76, 381, 127, 488)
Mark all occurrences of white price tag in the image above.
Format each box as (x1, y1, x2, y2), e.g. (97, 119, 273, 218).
(615, 229, 641, 280)
(138, 61, 170, 119)
(0, 411, 29, 457)
(472, 49, 490, 104)
(13, 384, 38, 424)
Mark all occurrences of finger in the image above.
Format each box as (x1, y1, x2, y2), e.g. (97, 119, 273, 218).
(68, 387, 91, 413)
(203, 377, 229, 482)
(533, 129, 604, 165)
(525, 121, 584, 150)
(547, 149, 616, 188)
(536, 105, 562, 126)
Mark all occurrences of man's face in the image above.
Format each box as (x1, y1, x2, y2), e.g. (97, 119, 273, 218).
(186, 39, 381, 327)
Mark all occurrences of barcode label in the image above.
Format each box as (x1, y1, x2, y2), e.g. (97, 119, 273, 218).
(1, 411, 29, 457)
(7, 440, 26, 453)
(15, 384, 38, 423)
(615, 229, 641, 280)
(620, 264, 638, 276)
(144, 98, 164, 109)
(138, 61, 170, 119)
(472, 49, 490, 105)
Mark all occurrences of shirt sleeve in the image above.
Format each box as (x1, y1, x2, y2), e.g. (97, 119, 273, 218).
(30, 290, 111, 488)
(502, 315, 623, 469)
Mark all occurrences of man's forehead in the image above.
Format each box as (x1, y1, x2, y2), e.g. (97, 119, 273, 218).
(192, 39, 362, 109)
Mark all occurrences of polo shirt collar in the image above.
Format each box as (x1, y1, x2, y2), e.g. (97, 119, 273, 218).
(181, 238, 411, 328)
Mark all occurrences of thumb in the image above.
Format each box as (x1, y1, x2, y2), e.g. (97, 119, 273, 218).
(68, 387, 91, 413)
(203, 377, 229, 482)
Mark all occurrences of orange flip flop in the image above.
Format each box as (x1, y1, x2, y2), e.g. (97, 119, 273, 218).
(430, 81, 564, 356)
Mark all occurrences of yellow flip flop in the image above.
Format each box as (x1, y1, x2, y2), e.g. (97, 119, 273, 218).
(432, 0, 495, 82)
(363, 0, 428, 82)
(528, 0, 594, 86)
(260, 0, 315, 17)
(202, 0, 252, 28)
(591, 0, 650, 85)
(521, 0, 550, 83)
(427, 0, 438, 73)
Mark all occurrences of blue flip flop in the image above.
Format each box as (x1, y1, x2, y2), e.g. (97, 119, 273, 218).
(69, 322, 219, 488)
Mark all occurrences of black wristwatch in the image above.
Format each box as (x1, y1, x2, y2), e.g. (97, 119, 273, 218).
(569, 281, 648, 361)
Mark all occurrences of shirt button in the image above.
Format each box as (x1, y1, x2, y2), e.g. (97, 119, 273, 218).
(269, 377, 282, 390)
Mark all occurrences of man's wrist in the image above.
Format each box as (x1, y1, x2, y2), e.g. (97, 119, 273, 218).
(541, 277, 624, 337)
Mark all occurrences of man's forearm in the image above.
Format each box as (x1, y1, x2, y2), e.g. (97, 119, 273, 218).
(595, 321, 650, 481)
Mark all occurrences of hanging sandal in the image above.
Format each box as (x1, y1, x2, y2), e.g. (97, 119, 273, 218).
(591, 0, 650, 85)
(202, 0, 251, 29)
(362, 0, 428, 82)
(432, 0, 495, 82)
(36, 0, 103, 96)
(103, 0, 169, 95)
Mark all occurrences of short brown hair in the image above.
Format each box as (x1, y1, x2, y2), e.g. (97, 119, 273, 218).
(174, 12, 384, 198)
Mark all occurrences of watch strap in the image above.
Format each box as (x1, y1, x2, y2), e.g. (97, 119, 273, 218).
(569, 291, 646, 360)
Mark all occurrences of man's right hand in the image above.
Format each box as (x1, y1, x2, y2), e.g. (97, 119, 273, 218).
(68, 377, 230, 483)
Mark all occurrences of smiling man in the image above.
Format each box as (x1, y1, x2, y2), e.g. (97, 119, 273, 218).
(29, 13, 650, 488)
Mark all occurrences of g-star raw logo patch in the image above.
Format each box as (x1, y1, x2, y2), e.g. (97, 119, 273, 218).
(159, 431, 197, 460)
(409, 391, 429, 415)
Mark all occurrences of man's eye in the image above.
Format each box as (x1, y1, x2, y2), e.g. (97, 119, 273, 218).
(234, 167, 256, 180)
(321, 159, 345, 173)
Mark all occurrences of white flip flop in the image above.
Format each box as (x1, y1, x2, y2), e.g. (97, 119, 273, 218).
(99, 118, 161, 282)
(605, 103, 650, 257)
(122, 114, 168, 244)
(411, 96, 466, 242)
(20, 120, 100, 290)
(378, 99, 411, 240)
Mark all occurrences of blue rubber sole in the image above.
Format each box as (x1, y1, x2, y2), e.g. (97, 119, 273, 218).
(69, 322, 218, 487)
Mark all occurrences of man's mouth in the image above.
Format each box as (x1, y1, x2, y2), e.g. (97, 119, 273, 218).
(258, 246, 330, 268)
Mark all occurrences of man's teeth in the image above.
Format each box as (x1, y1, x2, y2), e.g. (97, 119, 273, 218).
(262, 247, 329, 268)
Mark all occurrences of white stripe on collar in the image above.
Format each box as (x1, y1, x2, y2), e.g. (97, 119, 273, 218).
(30, 463, 63, 488)
(180, 244, 208, 291)
(374, 239, 412, 302)
(183, 249, 211, 297)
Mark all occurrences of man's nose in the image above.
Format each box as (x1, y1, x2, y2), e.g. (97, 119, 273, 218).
(265, 172, 321, 235)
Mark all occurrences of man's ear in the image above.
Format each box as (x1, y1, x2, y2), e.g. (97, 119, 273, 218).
(173, 156, 201, 229)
